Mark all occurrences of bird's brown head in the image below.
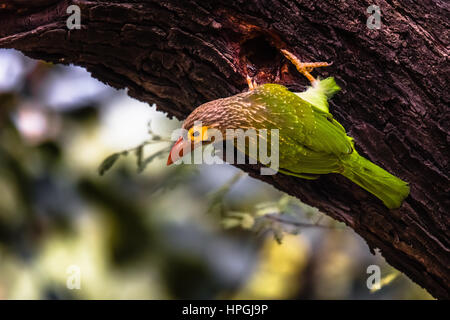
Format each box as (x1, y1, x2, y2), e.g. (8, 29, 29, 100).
(167, 92, 255, 165)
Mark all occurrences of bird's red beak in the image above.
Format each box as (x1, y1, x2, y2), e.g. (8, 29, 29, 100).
(167, 137, 193, 166)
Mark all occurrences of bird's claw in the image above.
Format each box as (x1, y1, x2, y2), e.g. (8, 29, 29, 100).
(280, 49, 332, 84)
(246, 75, 258, 91)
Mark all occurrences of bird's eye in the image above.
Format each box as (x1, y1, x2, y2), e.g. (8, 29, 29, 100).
(188, 126, 209, 141)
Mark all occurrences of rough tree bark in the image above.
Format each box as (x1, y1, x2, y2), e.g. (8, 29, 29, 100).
(0, 0, 448, 299)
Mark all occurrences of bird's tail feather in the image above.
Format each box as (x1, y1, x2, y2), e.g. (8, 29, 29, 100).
(296, 77, 341, 113)
(341, 152, 410, 209)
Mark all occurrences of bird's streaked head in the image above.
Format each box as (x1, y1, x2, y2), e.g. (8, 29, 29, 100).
(167, 99, 227, 166)
(167, 93, 254, 165)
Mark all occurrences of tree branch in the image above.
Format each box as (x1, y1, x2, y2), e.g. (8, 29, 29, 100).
(1, 0, 449, 298)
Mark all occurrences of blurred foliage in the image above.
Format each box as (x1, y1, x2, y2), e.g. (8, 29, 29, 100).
(0, 49, 433, 300)
(98, 123, 171, 176)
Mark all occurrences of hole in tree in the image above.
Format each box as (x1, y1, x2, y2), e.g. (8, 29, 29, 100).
(240, 35, 280, 71)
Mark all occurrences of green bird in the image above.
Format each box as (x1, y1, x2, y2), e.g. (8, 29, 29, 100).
(167, 49, 410, 209)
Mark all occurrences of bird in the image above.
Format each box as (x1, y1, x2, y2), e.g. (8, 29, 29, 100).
(167, 49, 410, 209)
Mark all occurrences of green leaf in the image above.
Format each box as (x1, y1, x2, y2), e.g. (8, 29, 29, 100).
(272, 227, 284, 244)
(98, 153, 121, 176)
(254, 201, 279, 216)
(277, 194, 291, 211)
(240, 213, 255, 229)
(221, 218, 242, 229)
(135, 145, 144, 172)
(137, 148, 168, 173)
(221, 211, 255, 229)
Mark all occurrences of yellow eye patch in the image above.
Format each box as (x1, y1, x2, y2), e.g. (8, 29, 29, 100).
(188, 126, 209, 142)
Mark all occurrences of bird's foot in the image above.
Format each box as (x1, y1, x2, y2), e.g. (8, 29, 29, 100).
(246, 75, 258, 91)
(281, 49, 332, 85)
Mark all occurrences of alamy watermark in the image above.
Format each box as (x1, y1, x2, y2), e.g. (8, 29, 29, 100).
(66, 264, 81, 290)
(366, 264, 381, 290)
(67, 5, 81, 30)
(367, 5, 381, 30)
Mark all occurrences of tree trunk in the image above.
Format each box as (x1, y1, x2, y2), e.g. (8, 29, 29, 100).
(1, 0, 448, 299)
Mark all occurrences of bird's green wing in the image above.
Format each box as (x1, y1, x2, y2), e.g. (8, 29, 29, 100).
(296, 77, 346, 136)
(243, 83, 351, 175)
(253, 83, 352, 156)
